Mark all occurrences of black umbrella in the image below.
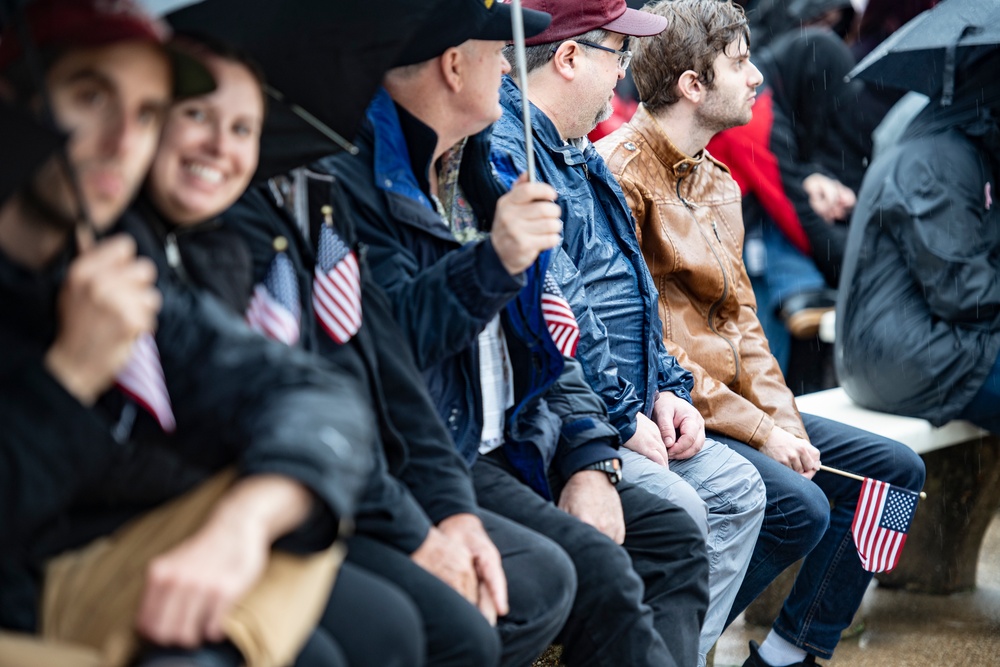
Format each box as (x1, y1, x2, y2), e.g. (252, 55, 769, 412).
(0, 100, 64, 205)
(158, 0, 441, 179)
(848, 0, 1000, 104)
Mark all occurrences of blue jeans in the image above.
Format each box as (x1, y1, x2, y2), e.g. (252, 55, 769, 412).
(621, 439, 765, 667)
(716, 414, 925, 659)
(959, 348, 1000, 434)
(745, 216, 827, 371)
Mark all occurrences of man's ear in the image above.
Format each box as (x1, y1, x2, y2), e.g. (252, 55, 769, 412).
(439, 46, 464, 93)
(549, 41, 582, 82)
(676, 70, 704, 104)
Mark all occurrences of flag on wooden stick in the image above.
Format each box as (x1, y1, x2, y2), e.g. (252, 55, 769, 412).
(851, 477, 919, 573)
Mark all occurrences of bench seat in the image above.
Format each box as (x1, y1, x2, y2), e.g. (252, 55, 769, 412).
(794, 387, 987, 455)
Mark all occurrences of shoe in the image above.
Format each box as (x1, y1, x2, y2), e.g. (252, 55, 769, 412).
(779, 290, 837, 340)
(742, 640, 819, 667)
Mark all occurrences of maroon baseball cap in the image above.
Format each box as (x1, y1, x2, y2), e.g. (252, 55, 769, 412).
(0, 0, 214, 98)
(519, 0, 667, 46)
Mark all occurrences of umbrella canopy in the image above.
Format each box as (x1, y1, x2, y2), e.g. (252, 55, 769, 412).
(848, 0, 1000, 103)
(0, 100, 63, 205)
(161, 0, 441, 179)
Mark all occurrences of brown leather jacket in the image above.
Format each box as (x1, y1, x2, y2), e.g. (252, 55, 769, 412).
(596, 105, 806, 448)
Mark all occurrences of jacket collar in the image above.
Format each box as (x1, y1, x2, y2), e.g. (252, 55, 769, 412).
(366, 87, 438, 214)
(628, 104, 719, 179)
(499, 76, 588, 168)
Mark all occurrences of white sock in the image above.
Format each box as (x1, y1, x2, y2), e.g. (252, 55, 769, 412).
(758, 632, 807, 666)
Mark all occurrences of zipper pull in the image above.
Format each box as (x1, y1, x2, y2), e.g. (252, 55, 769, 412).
(712, 220, 721, 243)
(582, 163, 590, 180)
(164, 233, 182, 269)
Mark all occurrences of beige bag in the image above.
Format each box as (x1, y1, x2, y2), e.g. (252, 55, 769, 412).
(2, 470, 343, 667)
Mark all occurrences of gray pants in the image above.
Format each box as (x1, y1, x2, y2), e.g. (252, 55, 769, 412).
(621, 439, 765, 666)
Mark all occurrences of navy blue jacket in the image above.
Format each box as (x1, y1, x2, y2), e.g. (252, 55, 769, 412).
(491, 77, 694, 442)
(321, 88, 620, 499)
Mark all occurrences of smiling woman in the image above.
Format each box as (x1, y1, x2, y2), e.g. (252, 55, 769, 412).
(146, 42, 266, 226)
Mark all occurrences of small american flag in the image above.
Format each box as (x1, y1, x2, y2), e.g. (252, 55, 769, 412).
(116, 332, 176, 433)
(851, 478, 919, 573)
(313, 223, 361, 344)
(542, 273, 579, 357)
(246, 251, 301, 345)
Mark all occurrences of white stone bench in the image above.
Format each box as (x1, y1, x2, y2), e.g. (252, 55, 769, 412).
(791, 386, 999, 593)
(794, 386, 987, 455)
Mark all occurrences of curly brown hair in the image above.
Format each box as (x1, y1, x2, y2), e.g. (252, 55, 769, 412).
(631, 0, 749, 113)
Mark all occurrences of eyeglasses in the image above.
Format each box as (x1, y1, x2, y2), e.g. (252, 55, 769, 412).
(575, 39, 633, 71)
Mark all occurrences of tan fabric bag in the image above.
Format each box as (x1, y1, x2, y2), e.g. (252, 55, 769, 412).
(0, 470, 343, 667)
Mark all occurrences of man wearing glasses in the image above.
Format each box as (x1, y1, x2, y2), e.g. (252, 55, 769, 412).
(490, 1, 767, 665)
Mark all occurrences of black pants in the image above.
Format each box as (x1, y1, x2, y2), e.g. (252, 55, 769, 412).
(473, 453, 709, 667)
(319, 560, 425, 666)
(347, 508, 576, 666)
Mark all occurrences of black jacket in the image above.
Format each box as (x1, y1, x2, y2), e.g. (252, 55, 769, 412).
(836, 65, 1000, 424)
(0, 219, 375, 631)
(221, 172, 479, 553)
(321, 89, 620, 500)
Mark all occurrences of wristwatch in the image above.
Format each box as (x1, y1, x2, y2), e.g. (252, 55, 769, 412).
(581, 458, 623, 486)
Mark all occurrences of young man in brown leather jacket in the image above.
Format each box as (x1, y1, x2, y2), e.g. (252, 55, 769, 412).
(596, 1, 925, 665)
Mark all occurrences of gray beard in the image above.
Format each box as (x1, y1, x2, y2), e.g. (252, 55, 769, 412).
(593, 100, 614, 128)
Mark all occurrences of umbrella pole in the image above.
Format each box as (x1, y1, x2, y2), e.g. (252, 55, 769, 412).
(509, 0, 536, 182)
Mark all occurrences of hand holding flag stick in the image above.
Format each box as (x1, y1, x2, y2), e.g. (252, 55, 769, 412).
(509, 0, 536, 183)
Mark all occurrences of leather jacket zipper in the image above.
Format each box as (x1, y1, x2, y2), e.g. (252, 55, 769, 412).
(675, 176, 741, 382)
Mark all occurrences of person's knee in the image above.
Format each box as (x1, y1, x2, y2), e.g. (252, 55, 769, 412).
(669, 481, 711, 540)
(672, 504, 712, 575)
(775, 478, 829, 554)
(372, 589, 426, 667)
(893, 442, 926, 489)
(713, 452, 768, 520)
(515, 530, 577, 630)
(327, 566, 426, 667)
(443, 612, 502, 667)
(564, 522, 639, 599)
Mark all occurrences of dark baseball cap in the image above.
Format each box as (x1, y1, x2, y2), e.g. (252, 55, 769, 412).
(0, 0, 214, 99)
(395, 0, 552, 67)
(522, 0, 667, 46)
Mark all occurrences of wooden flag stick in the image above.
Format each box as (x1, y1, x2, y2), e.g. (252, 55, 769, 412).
(819, 464, 927, 500)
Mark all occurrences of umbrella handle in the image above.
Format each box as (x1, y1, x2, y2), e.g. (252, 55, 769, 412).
(509, 0, 536, 183)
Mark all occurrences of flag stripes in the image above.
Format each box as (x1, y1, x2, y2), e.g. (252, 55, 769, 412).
(851, 477, 918, 573)
(246, 252, 301, 345)
(541, 273, 579, 357)
(115, 332, 176, 433)
(313, 223, 362, 344)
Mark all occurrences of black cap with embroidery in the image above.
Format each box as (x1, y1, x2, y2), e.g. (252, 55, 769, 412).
(395, 0, 551, 67)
